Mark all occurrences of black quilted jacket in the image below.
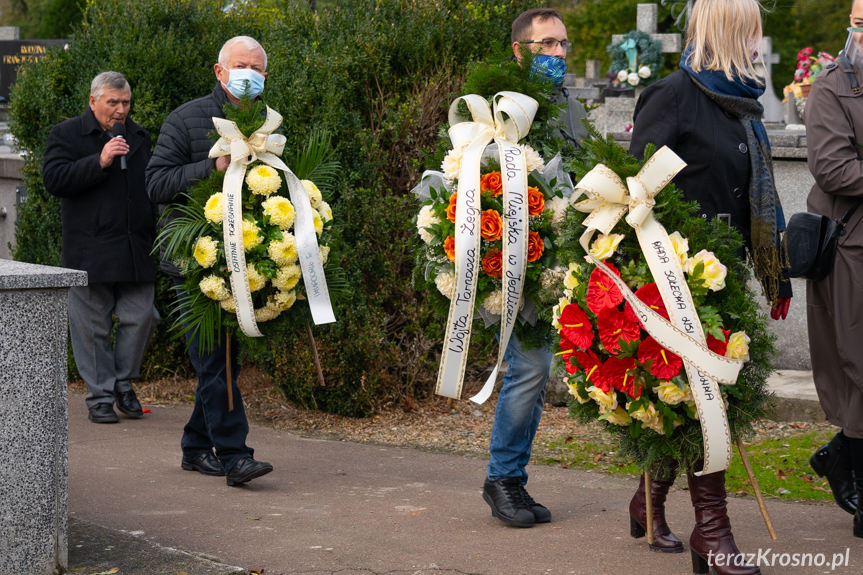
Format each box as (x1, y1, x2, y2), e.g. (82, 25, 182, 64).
(146, 84, 230, 276)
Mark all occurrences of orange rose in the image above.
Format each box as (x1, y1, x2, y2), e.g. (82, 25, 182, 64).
(443, 235, 456, 262)
(527, 187, 545, 216)
(480, 210, 503, 241)
(482, 248, 503, 277)
(446, 193, 457, 223)
(527, 231, 545, 262)
(481, 171, 503, 197)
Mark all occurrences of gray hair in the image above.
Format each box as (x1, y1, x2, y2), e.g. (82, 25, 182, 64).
(90, 71, 131, 100)
(218, 36, 267, 70)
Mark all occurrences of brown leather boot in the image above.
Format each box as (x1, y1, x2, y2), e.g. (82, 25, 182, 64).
(629, 469, 684, 553)
(688, 470, 760, 575)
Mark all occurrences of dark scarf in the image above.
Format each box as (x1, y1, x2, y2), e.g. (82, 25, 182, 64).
(679, 48, 787, 304)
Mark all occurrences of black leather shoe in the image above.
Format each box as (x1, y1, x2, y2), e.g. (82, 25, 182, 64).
(482, 477, 536, 528)
(226, 457, 273, 486)
(115, 385, 143, 418)
(810, 432, 858, 515)
(88, 403, 118, 424)
(181, 452, 225, 476)
(519, 484, 552, 523)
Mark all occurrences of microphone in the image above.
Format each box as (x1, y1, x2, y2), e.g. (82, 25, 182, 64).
(111, 122, 127, 170)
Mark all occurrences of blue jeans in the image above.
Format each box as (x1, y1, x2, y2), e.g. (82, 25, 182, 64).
(487, 334, 553, 483)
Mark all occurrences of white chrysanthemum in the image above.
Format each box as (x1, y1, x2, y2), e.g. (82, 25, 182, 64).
(246, 164, 282, 196)
(262, 195, 295, 230)
(246, 264, 267, 292)
(320, 245, 330, 265)
(199, 274, 230, 301)
(302, 180, 323, 209)
(434, 270, 456, 299)
(482, 290, 504, 315)
(242, 219, 263, 251)
(268, 235, 298, 266)
(204, 193, 224, 224)
(220, 297, 236, 313)
(547, 195, 569, 226)
(520, 144, 545, 172)
(267, 290, 297, 311)
(417, 204, 440, 244)
(441, 145, 466, 181)
(254, 306, 281, 322)
(312, 209, 323, 235)
(193, 236, 218, 268)
(318, 201, 333, 223)
(540, 267, 563, 290)
(272, 264, 302, 291)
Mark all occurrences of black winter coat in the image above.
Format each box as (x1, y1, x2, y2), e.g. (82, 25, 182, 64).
(43, 107, 155, 283)
(629, 69, 753, 247)
(146, 84, 231, 277)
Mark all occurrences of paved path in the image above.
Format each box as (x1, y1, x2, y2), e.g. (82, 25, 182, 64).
(68, 393, 858, 575)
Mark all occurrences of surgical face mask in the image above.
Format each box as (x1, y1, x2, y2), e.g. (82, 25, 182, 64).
(222, 68, 265, 99)
(531, 54, 567, 86)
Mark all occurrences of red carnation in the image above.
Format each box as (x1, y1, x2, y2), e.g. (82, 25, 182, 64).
(597, 306, 641, 354)
(586, 262, 624, 314)
(637, 336, 683, 380)
(558, 304, 595, 350)
(625, 282, 669, 322)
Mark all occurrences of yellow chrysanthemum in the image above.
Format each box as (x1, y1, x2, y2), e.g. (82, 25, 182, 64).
(199, 274, 230, 301)
(246, 264, 266, 292)
(301, 179, 323, 209)
(320, 245, 330, 265)
(193, 236, 218, 268)
(318, 201, 333, 223)
(262, 195, 295, 230)
(267, 290, 297, 311)
(272, 264, 301, 291)
(312, 209, 323, 235)
(204, 193, 224, 224)
(242, 219, 263, 251)
(254, 306, 280, 322)
(267, 235, 298, 266)
(246, 164, 281, 196)
(220, 297, 236, 313)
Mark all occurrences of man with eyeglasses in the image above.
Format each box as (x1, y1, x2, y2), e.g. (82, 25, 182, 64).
(481, 7, 589, 529)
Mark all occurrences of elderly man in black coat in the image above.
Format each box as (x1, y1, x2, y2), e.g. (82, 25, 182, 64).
(43, 71, 158, 424)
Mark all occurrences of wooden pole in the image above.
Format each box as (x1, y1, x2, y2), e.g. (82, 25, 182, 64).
(644, 472, 654, 545)
(736, 437, 777, 540)
(226, 330, 234, 412)
(306, 321, 326, 387)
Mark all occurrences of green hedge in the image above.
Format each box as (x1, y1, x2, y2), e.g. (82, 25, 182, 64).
(11, 0, 540, 415)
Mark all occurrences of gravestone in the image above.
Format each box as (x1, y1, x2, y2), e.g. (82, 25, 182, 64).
(755, 37, 784, 123)
(612, 3, 682, 54)
(0, 38, 67, 101)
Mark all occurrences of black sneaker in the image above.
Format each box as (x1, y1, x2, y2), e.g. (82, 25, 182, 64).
(482, 477, 536, 528)
(518, 484, 552, 523)
(88, 403, 119, 424)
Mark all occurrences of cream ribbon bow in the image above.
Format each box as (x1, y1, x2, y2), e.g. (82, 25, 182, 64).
(208, 106, 335, 338)
(574, 146, 740, 475)
(435, 92, 538, 401)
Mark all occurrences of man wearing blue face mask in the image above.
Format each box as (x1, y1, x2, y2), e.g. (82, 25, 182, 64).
(512, 8, 589, 146)
(146, 36, 273, 487)
(480, 8, 589, 529)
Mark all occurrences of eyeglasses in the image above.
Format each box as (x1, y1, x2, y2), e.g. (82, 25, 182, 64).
(521, 38, 572, 54)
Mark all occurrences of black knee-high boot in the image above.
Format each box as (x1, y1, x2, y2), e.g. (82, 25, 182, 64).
(846, 435, 863, 538)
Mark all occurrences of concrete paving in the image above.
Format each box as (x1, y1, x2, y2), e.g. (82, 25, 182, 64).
(66, 386, 859, 575)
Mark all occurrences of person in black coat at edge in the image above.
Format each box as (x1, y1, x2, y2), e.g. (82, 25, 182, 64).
(146, 36, 273, 487)
(626, 1, 791, 574)
(43, 71, 159, 424)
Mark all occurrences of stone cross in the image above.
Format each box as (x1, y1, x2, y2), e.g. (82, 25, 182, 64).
(754, 36, 784, 123)
(611, 3, 682, 55)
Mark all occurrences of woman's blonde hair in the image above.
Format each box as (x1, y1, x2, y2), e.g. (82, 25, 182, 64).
(686, 0, 764, 81)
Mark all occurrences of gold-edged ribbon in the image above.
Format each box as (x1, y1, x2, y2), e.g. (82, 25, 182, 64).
(209, 106, 335, 337)
(574, 146, 742, 475)
(435, 92, 538, 401)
